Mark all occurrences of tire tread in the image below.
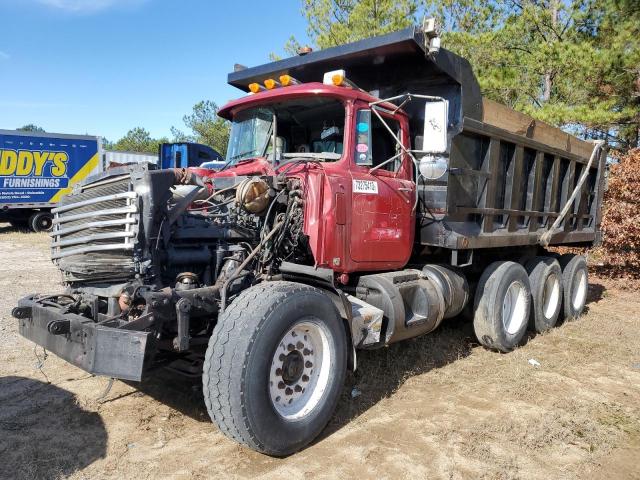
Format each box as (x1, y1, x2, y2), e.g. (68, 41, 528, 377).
(473, 261, 531, 352)
(202, 281, 325, 453)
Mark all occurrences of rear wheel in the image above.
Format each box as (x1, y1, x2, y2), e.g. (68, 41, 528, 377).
(473, 261, 531, 352)
(202, 281, 347, 456)
(559, 254, 589, 321)
(525, 256, 563, 332)
(29, 211, 53, 232)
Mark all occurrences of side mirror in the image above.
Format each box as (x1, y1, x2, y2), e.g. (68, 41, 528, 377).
(421, 100, 448, 154)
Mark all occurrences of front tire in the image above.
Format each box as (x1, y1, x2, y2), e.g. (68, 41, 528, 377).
(203, 281, 347, 456)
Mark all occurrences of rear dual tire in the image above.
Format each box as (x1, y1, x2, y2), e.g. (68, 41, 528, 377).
(473, 261, 531, 352)
(559, 254, 589, 321)
(474, 255, 589, 351)
(526, 256, 563, 333)
(202, 281, 347, 456)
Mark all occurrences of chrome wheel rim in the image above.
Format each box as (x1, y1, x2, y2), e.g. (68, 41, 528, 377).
(502, 281, 528, 335)
(543, 274, 561, 319)
(269, 319, 331, 420)
(572, 270, 587, 310)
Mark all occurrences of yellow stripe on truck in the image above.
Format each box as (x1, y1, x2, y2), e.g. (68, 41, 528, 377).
(48, 152, 100, 203)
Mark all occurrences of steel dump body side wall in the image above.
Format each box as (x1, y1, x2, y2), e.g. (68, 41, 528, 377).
(417, 118, 605, 250)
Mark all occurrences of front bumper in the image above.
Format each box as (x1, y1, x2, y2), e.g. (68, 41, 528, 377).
(13, 295, 151, 381)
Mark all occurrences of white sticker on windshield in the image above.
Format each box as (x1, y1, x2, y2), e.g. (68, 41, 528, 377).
(353, 179, 378, 194)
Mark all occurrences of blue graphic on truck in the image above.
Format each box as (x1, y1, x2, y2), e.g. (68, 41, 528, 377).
(0, 131, 100, 204)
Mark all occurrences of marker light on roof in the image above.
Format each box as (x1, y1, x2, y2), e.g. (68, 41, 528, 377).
(323, 69, 346, 86)
(279, 75, 300, 87)
(264, 78, 280, 90)
(248, 83, 265, 94)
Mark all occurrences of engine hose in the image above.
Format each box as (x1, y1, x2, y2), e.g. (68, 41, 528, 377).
(195, 184, 238, 204)
(539, 140, 605, 247)
(219, 220, 284, 313)
(260, 189, 287, 240)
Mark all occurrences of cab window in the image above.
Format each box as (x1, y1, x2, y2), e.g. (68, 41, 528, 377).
(354, 109, 402, 172)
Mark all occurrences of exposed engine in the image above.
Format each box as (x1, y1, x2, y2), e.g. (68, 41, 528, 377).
(47, 164, 309, 357)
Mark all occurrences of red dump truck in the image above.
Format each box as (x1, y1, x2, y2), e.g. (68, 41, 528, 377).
(13, 23, 606, 455)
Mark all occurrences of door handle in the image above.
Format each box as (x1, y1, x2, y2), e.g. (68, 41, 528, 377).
(397, 187, 412, 192)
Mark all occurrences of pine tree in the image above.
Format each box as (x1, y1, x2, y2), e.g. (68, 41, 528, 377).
(428, 0, 639, 150)
(298, 0, 419, 50)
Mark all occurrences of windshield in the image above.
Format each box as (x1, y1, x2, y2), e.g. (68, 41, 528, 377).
(227, 108, 273, 163)
(225, 97, 345, 165)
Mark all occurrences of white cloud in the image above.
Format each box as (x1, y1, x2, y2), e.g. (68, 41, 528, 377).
(0, 51, 9, 60)
(36, 0, 149, 14)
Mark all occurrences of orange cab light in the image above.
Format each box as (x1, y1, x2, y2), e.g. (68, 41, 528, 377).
(279, 74, 299, 87)
(331, 73, 344, 86)
(323, 69, 347, 87)
(264, 78, 278, 90)
(248, 83, 263, 94)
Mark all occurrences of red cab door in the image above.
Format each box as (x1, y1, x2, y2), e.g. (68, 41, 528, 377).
(349, 108, 414, 269)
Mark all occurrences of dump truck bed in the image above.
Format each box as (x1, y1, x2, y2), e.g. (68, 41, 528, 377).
(429, 99, 605, 250)
(228, 26, 606, 250)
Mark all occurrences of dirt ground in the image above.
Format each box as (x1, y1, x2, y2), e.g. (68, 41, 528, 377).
(0, 224, 638, 480)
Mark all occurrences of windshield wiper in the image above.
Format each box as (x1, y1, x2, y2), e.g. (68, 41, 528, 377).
(230, 149, 259, 161)
(218, 149, 258, 172)
(216, 157, 236, 173)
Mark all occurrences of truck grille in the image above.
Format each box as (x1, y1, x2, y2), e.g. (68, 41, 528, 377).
(51, 175, 139, 284)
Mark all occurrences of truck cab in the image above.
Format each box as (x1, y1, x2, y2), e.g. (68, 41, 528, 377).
(159, 142, 224, 170)
(216, 81, 416, 272)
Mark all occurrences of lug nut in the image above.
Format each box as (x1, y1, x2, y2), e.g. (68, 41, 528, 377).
(305, 361, 313, 368)
(278, 381, 285, 390)
(285, 387, 293, 396)
(302, 374, 309, 382)
(296, 341, 304, 349)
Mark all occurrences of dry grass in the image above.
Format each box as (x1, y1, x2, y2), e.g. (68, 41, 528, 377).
(0, 224, 50, 246)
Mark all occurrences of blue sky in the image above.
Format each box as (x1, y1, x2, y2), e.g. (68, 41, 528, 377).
(0, 0, 310, 141)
